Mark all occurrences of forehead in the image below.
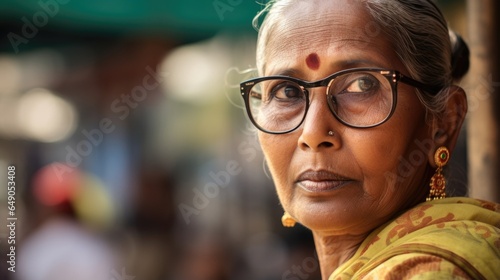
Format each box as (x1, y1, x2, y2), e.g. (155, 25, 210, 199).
(262, 0, 398, 76)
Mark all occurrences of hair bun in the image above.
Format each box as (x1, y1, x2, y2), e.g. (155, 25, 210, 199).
(450, 30, 470, 80)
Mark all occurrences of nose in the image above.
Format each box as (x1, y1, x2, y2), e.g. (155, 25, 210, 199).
(298, 90, 342, 152)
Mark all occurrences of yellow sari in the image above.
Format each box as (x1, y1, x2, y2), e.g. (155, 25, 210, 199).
(330, 197, 500, 279)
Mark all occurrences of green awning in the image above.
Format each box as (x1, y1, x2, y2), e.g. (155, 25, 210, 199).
(0, 0, 261, 42)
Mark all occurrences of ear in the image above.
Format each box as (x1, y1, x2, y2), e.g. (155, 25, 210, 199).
(427, 85, 468, 167)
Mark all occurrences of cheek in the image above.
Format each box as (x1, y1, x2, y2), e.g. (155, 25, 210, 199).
(258, 133, 296, 197)
(350, 134, 401, 184)
(351, 111, 430, 198)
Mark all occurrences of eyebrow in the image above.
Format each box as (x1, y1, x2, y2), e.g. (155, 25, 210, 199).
(271, 68, 305, 77)
(268, 59, 386, 78)
(330, 59, 385, 69)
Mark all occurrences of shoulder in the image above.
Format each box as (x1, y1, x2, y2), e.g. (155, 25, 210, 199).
(346, 197, 500, 279)
(364, 253, 471, 280)
(383, 197, 500, 245)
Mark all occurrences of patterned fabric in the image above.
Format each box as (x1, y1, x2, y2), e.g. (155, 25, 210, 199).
(329, 197, 500, 279)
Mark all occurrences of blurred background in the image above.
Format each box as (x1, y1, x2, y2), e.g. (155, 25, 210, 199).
(0, 0, 495, 279)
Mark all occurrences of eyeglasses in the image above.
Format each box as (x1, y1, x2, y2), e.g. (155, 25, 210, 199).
(239, 68, 441, 134)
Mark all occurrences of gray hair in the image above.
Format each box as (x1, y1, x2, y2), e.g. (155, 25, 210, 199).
(253, 0, 469, 119)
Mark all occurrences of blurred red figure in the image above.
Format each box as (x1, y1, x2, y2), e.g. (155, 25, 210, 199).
(16, 163, 117, 280)
(32, 163, 81, 207)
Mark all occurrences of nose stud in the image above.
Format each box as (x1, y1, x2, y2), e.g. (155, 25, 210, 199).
(328, 131, 334, 136)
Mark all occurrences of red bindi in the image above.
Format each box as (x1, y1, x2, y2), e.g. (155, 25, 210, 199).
(305, 53, 320, 70)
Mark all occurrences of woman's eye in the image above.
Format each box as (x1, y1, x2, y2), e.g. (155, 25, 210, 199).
(345, 77, 378, 93)
(271, 83, 303, 99)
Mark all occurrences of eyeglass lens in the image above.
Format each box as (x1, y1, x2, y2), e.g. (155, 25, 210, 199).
(247, 71, 394, 132)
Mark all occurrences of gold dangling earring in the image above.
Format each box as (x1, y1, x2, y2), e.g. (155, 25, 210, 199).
(427, 146, 450, 201)
(281, 211, 296, 227)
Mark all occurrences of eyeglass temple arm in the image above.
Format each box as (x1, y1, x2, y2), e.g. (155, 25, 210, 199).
(398, 74, 442, 95)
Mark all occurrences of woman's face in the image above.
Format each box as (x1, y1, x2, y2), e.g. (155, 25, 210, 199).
(259, 0, 434, 235)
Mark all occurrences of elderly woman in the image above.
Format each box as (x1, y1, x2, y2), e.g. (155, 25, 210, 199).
(239, 0, 500, 279)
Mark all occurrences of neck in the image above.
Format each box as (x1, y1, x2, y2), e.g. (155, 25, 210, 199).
(312, 232, 367, 279)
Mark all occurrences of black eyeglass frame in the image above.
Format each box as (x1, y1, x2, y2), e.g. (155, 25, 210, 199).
(239, 68, 442, 134)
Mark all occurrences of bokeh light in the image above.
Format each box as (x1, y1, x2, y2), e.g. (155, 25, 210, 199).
(16, 88, 77, 143)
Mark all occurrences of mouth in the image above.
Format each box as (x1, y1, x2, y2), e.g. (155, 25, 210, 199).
(295, 170, 354, 193)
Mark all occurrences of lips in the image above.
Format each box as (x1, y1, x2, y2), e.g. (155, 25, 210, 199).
(295, 170, 354, 192)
